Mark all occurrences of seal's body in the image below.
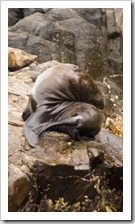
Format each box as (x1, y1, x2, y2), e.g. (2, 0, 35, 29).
(22, 63, 104, 147)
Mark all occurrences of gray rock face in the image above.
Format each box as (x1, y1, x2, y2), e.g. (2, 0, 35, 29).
(8, 9, 23, 26)
(8, 164, 31, 212)
(114, 9, 123, 34)
(8, 8, 123, 80)
(72, 8, 103, 27)
(8, 31, 61, 63)
(105, 9, 122, 75)
(22, 8, 51, 17)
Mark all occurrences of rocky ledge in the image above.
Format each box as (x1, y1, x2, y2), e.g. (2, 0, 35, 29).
(8, 59, 123, 212)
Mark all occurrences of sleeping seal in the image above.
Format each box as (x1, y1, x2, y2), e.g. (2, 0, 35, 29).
(22, 63, 104, 147)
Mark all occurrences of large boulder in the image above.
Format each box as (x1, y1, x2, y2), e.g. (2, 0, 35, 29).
(8, 8, 123, 79)
(8, 163, 32, 212)
(105, 9, 123, 74)
(8, 9, 115, 79)
(8, 32, 61, 64)
(8, 8, 23, 26)
(72, 8, 103, 27)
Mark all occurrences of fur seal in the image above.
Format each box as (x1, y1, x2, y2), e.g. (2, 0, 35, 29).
(22, 63, 104, 147)
(8, 47, 37, 71)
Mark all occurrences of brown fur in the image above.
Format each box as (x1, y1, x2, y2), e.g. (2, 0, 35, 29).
(22, 63, 104, 147)
(8, 47, 37, 71)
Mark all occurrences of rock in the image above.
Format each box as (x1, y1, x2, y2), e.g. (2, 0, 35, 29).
(8, 8, 51, 27)
(58, 17, 108, 78)
(8, 9, 23, 26)
(22, 8, 51, 17)
(72, 8, 103, 27)
(8, 11, 76, 64)
(8, 31, 66, 64)
(8, 125, 24, 167)
(8, 94, 27, 127)
(8, 76, 31, 96)
(8, 10, 109, 78)
(31, 132, 90, 170)
(8, 125, 22, 157)
(104, 116, 123, 138)
(8, 47, 37, 71)
(8, 60, 60, 82)
(8, 164, 32, 212)
(97, 77, 123, 118)
(8, 60, 123, 212)
(19, 130, 123, 212)
(95, 128, 123, 166)
(8, 8, 123, 78)
(9, 12, 55, 38)
(105, 9, 120, 39)
(47, 8, 78, 21)
(114, 9, 123, 34)
(8, 31, 29, 50)
(105, 9, 123, 74)
(106, 76, 123, 99)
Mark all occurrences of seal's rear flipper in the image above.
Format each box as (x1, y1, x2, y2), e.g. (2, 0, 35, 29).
(23, 123, 39, 147)
(39, 116, 80, 136)
(23, 110, 80, 147)
(23, 109, 47, 147)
